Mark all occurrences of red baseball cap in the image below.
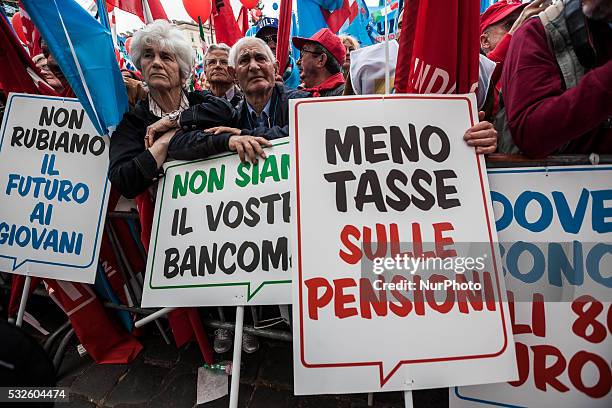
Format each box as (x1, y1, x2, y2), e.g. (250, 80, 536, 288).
(292, 28, 346, 66)
(480, 0, 526, 34)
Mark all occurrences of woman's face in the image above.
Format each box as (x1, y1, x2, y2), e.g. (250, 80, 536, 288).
(140, 43, 181, 91)
(342, 40, 355, 75)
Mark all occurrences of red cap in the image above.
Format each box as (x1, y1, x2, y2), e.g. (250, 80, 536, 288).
(479, 0, 526, 34)
(292, 28, 346, 66)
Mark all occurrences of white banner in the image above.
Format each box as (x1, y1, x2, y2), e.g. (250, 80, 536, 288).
(141, 139, 291, 307)
(451, 165, 612, 407)
(0, 93, 110, 283)
(290, 95, 517, 395)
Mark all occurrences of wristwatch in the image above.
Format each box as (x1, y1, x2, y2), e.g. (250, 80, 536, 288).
(167, 110, 181, 127)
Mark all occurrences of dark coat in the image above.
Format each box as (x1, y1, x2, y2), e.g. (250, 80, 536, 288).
(108, 91, 236, 198)
(168, 83, 309, 161)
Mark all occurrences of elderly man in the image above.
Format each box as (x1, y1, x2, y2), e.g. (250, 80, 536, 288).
(292, 28, 346, 96)
(203, 43, 242, 108)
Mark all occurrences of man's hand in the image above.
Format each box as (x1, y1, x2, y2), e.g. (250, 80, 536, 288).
(228, 135, 272, 164)
(509, 0, 550, 35)
(464, 111, 498, 155)
(145, 116, 176, 148)
(205, 126, 242, 135)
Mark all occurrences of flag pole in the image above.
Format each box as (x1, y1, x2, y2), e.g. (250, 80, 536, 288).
(134, 307, 176, 328)
(229, 306, 244, 408)
(384, 0, 391, 95)
(15, 276, 32, 327)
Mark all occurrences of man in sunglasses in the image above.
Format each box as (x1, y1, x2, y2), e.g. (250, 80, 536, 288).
(254, 17, 301, 89)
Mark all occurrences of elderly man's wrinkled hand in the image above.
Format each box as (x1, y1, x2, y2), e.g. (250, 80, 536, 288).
(463, 111, 498, 155)
(145, 116, 175, 148)
(205, 126, 242, 135)
(229, 135, 272, 164)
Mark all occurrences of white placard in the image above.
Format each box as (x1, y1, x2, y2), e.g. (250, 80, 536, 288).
(451, 166, 612, 407)
(0, 93, 110, 283)
(141, 139, 291, 307)
(290, 95, 517, 395)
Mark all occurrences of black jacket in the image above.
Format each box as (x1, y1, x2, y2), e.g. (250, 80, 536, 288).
(168, 83, 309, 161)
(108, 91, 236, 198)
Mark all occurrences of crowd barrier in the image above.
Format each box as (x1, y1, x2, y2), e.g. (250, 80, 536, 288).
(1, 153, 610, 377)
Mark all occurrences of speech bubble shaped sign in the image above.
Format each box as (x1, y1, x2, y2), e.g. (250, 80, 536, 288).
(141, 140, 292, 307)
(0, 94, 110, 283)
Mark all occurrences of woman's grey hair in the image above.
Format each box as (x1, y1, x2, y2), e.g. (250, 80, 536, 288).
(228, 37, 276, 67)
(130, 20, 194, 82)
(205, 43, 231, 60)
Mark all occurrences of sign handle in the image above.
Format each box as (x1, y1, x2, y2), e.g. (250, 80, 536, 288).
(403, 390, 413, 408)
(15, 276, 32, 327)
(134, 307, 175, 328)
(229, 306, 244, 408)
(367, 393, 374, 406)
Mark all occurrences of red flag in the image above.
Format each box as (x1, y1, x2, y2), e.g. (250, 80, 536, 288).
(0, 12, 57, 96)
(395, 0, 480, 95)
(237, 6, 249, 35)
(322, 0, 358, 33)
(106, 1, 144, 21)
(45, 280, 142, 363)
(142, 0, 169, 22)
(276, 0, 292, 73)
(212, 0, 242, 46)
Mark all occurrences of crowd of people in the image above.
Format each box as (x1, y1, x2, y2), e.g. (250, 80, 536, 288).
(1, 0, 610, 356)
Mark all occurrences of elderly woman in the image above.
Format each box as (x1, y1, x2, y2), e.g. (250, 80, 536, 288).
(109, 20, 239, 199)
(338, 35, 359, 80)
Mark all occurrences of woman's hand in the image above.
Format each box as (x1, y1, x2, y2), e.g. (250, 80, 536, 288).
(464, 111, 497, 155)
(145, 116, 176, 148)
(148, 129, 177, 169)
(228, 135, 272, 164)
(205, 126, 242, 136)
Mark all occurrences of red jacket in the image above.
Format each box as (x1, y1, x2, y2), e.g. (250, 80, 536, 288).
(501, 17, 612, 158)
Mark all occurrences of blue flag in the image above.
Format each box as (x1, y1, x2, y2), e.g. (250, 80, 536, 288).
(21, 0, 128, 136)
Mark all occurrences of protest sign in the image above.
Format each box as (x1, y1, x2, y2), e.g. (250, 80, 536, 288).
(290, 95, 517, 395)
(0, 93, 110, 283)
(141, 140, 291, 307)
(451, 166, 611, 407)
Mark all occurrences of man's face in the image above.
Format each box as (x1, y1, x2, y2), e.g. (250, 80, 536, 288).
(35, 57, 63, 91)
(297, 42, 325, 88)
(205, 49, 232, 86)
(480, 23, 507, 54)
(140, 43, 181, 91)
(258, 27, 278, 55)
(232, 44, 276, 97)
(582, 0, 612, 21)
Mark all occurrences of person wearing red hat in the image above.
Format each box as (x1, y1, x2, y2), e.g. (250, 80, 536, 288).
(292, 28, 346, 97)
(480, 0, 549, 64)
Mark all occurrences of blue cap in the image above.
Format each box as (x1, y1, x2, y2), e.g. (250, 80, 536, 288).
(255, 17, 278, 37)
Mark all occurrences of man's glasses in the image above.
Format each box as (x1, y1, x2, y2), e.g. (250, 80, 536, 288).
(205, 58, 229, 67)
(261, 34, 277, 44)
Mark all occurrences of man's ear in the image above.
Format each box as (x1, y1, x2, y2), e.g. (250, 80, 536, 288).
(480, 34, 490, 53)
(228, 65, 236, 79)
(274, 61, 279, 74)
(318, 53, 327, 68)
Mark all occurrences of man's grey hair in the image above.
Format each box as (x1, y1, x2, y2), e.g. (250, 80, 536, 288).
(130, 20, 194, 82)
(204, 43, 231, 61)
(228, 37, 276, 68)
